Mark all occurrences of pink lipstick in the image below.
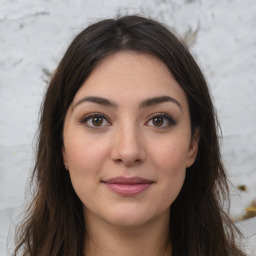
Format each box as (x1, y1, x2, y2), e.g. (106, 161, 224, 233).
(103, 177, 153, 196)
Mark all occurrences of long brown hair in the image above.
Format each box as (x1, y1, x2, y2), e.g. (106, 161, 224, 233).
(14, 15, 246, 256)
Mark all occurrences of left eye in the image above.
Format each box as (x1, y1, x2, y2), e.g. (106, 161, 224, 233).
(80, 114, 110, 127)
(146, 114, 176, 128)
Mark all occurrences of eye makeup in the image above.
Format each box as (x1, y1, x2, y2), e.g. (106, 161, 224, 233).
(145, 112, 177, 128)
(78, 111, 177, 131)
(79, 112, 111, 128)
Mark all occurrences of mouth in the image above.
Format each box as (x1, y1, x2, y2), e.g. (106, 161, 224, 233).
(102, 176, 154, 196)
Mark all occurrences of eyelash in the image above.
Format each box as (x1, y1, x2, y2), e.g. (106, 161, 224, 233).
(79, 112, 176, 129)
(145, 113, 177, 128)
(79, 112, 111, 128)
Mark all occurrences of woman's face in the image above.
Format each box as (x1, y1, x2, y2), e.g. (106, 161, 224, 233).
(62, 51, 199, 227)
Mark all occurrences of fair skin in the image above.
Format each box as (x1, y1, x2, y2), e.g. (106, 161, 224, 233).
(62, 51, 199, 256)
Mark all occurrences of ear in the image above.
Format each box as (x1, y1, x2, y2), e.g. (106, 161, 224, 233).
(186, 127, 200, 168)
(62, 146, 69, 171)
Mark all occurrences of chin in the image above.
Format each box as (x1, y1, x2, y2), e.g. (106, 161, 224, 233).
(102, 204, 162, 228)
(106, 213, 152, 228)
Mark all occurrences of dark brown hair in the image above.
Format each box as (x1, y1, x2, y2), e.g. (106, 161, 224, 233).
(14, 15, 246, 256)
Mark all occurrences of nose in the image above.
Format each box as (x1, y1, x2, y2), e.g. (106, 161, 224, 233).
(110, 123, 146, 166)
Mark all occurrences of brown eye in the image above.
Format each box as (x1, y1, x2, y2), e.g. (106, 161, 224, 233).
(92, 116, 103, 126)
(146, 114, 176, 128)
(80, 113, 110, 128)
(152, 117, 164, 126)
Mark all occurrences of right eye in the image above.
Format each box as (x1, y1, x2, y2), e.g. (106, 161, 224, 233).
(80, 113, 111, 128)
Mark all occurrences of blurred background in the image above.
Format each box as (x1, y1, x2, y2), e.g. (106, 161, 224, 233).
(0, 0, 256, 254)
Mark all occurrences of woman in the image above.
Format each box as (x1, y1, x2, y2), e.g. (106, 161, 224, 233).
(14, 15, 246, 256)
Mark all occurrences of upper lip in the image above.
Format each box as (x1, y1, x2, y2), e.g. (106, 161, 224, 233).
(103, 176, 153, 184)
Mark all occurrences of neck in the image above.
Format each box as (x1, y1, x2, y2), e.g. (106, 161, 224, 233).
(84, 210, 172, 256)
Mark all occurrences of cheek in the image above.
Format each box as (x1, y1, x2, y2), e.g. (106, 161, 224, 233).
(152, 136, 190, 172)
(65, 141, 107, 206)
(149, 137, 189, 204)
(65, 134, 109, 172)
(64, 135, 110, 195)
(157, 143, 187, 186)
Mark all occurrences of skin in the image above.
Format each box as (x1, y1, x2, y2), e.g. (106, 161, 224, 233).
(62, 51, 199, 256)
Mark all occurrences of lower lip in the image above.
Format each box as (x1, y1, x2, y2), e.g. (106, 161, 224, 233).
(104, 183, 152, 196)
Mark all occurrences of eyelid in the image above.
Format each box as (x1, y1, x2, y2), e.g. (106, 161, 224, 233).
(145, 112, 176, 127)
(79, 112, 111, 127)
(78, 112, 176, 129)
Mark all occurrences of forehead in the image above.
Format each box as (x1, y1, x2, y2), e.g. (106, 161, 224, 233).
(72, 51, 188, 109)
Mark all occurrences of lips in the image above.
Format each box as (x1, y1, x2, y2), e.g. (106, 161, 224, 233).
(102, 176, 153, 196)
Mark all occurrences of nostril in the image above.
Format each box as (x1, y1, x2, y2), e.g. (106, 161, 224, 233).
(110, 136, 146, 165)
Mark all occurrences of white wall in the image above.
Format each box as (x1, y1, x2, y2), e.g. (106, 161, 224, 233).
(0, 0, 256, 248)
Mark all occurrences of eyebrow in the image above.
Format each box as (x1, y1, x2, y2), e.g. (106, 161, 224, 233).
(139, 96, 182, 110)
(72, 95, 182, 111)
(72, 96, 118, 111)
